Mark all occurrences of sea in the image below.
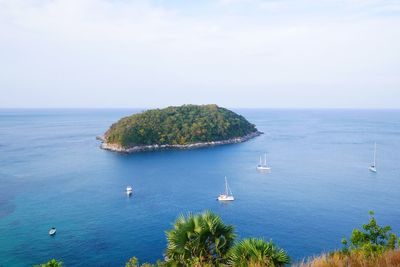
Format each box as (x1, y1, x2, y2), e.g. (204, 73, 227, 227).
(0, 109, 399, 267)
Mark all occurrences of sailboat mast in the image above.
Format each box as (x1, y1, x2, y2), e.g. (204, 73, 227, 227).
(373, 143, 376, 166)
(259, 156, 262, 165)
(225, 176, 228, 195)
(264, 153, 267, 166)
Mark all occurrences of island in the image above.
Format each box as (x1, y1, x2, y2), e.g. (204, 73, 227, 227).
(99, 104, 262, 153)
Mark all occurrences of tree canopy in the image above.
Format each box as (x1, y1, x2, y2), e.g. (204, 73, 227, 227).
(104, 104, 258, 148)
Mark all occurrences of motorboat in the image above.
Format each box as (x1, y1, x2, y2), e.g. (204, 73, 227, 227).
(49, 227, 56, 236)
(126, 186, 133, 195)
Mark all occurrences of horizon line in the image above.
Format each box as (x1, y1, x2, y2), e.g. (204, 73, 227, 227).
(1, 106, 400, 110)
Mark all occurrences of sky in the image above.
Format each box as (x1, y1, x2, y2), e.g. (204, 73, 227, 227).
(0, 0, 399, 108)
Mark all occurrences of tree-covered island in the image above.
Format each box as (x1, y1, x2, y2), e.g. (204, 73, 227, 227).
(100, 104, 262, 153)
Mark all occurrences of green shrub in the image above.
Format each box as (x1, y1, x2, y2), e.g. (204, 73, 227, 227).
(33, 259, 63, 267)
(341, 211, 398, 255)
(125, 257, 157, 267)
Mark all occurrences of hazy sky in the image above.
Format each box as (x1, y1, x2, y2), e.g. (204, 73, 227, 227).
(0, 0, 399, 108)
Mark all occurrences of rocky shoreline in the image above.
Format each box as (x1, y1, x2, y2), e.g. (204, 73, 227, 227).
(99, 131, 263, 153)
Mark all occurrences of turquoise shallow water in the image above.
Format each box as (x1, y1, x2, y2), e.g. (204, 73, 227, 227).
(0, 109, 400, 266)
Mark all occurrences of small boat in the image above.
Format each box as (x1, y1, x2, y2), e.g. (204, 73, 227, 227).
(218, 177, 234, 201)
(126, 186, 133, 195)
(369, 143, 377, 173)
(49, 227, 56, 236)
(257, 153, 271, 171)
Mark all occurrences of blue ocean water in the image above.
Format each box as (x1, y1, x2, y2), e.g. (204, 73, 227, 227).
(0, 109, 399, 267)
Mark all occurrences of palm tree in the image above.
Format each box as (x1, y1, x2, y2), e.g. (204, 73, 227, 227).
(165, 211, 236, 265)
(228, 238, 290, 267)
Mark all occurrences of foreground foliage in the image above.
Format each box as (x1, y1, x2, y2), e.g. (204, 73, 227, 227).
(296, 211, 400, 267)
(295, 249, 400, 267)
(125, 257, 157, 267)
(165, 211, 236, 265)
(228, 238, 290, 267)
(164, 212, 291, 267)
(35, 211, 399, 267)
(341, 211, 399, 255)
(33, 259, 63, 267)
(105, 104, 258, 147)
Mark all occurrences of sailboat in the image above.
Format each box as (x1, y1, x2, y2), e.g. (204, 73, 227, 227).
(217, 177, 234, 201)
(257, 153, 271, 171)
(369, 143, 377, 173)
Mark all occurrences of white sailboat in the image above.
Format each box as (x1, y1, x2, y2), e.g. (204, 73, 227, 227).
(257, 153, 271, 171)
(369, 143, 377, 173)
(217, 177, 234, 201)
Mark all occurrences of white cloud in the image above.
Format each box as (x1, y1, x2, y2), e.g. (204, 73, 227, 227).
(0, 0, 399, 108)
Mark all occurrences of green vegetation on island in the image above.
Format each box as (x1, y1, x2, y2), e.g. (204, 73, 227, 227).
(37, 211, 400, 267)
(104, 104, 259, 149)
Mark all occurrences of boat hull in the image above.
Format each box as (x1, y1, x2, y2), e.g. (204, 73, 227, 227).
(257, 166, 271, 171)
(49, 229, 56, 236)
(369, 166, 377, 172)
(218, 195, 234, 201)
